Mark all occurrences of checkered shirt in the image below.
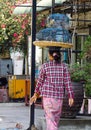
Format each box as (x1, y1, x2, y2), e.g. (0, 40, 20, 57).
(35, 61, 74, 99)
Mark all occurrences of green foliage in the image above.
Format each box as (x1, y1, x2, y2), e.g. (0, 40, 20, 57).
(70, 62, 91, 97)
(83, 36, 91, 97)
(0, 0, 31, 55)
(69, 63, 87, 82)
(82, 35, 91, 62)
(81, 35, 91, 97)
(85, 82, 91, 97)
(0, 0, 47, 55)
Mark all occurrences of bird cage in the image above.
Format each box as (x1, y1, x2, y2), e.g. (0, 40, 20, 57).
(34, 13, 73, 48)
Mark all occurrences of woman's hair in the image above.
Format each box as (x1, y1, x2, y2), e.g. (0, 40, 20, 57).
(48, 46, 61, 63)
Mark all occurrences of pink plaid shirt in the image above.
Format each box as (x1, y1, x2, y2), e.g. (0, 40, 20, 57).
(35, 60, 74, 99)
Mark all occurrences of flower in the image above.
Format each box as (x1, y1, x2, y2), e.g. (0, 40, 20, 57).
(13, 33, 18, 38)
(0, 0, 47, 55)
(0, 0, 31, 55)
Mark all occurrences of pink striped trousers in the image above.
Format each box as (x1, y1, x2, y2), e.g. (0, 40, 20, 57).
(43, 97, 63, 130)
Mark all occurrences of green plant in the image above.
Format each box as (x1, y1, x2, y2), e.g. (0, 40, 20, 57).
(69, 63, 87, 82)
(0, 0, 31, 55)
(85, 82, 91, 97)
(0, 0, 47, 56)
(69, 62, 91, 97)
(81, 35, 91, 97)
(82, 35, 91, 62)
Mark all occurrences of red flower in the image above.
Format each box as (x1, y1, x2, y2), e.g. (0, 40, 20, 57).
(21, 25, 25, 29)
(25, 31, 29, 35)
(41, 19, 46, 27)
(13, 33, 18, 37)
(1, 24, 6, 28)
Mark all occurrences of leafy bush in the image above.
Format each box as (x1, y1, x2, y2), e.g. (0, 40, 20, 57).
(69, 63, 87, 82)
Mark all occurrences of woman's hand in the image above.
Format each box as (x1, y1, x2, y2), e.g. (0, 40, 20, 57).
(29, 93, 39, 105)
(69, 98, 74, 107)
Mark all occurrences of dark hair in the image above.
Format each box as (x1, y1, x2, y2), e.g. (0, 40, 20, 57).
(48, 46, 61, 63)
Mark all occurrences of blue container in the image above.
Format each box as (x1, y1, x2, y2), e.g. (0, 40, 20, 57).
(47, 13, 70, 29)
(36, 27, 72, 43)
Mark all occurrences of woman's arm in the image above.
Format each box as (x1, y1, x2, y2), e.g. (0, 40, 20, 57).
(29, 64, 45, 105)
(63, 64, 74, 106)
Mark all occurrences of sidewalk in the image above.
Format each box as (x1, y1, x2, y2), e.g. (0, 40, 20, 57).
(0, 103, 30, 130)
(0, 103, 44, 130)
(0, 103, 91, 130)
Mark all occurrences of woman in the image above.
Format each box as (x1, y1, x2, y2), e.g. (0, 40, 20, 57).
(30, 46, 74, 130)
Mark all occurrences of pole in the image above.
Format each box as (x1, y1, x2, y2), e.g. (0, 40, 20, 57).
(30, 0, 36, 128)
(51, 0, 55, 13)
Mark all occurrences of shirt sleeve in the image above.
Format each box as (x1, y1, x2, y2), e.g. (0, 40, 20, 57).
(35, 64, 45, 94)
(63, 64, 74, 99)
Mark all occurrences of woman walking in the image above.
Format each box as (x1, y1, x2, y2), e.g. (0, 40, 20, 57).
(30, 46, 74, 130)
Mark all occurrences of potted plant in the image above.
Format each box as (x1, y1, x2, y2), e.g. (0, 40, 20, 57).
(60, 36, 91, 117)
(84, 72, 91, 114)
(68, 36, 91, 114)
(81, 36, 91, 97)
(68, 36, 91, 99)
(82, 36, 91, 62)
(61, 63, 86, 118)
(81, 35, 91, 114)
(69, 63, 87, 83)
